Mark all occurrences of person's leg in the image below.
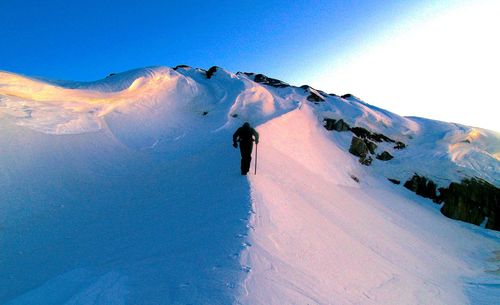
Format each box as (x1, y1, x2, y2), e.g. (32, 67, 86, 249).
(240, 142, 253, 174)
(243, 154, 252, 174)
(239, 145, 246, 174)
(240, 157, 246, 175)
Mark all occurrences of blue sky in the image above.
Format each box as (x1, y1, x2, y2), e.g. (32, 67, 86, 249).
(1, 0, 498, 130)
(0, 0, 419, 80)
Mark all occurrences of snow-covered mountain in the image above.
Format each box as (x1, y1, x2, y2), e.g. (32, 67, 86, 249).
(0, 66, 498, 305)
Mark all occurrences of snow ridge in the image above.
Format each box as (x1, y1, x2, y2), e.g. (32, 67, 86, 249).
(0, 66, 499, 305)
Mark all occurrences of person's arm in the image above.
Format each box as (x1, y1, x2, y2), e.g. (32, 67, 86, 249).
(233, 128, 240, 147)
(252, 129, 259, 144)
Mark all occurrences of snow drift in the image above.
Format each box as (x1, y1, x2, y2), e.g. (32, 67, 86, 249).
(0, 66, 499, 305)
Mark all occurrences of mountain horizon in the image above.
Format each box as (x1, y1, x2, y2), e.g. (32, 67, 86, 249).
(1, 64, 499, 305)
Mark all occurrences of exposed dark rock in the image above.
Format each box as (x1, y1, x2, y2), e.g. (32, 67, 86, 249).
(359, 156, 373, 166)
(341, 93, 354, 99)
(351, 175, 360, 183)
(248, 73, 290, 88)
(401, 175, 500, 230)
(461, 139, 471, 144)
(349, 137, 373, 165)
(349, 136, 378, 165)
(325, 118, 398, 149)
(328, 93, 339, 97)
(349, 136, 368, 158)
(365, 140, 378, 154)
(254, 74, 269, 83)
(206, 66, 218, 79)
(371, 133, 395, 143)
(403, 174, 438, 201)
(173, 65, 190, 70)
(388, 178, 401, 185)
(350, 127, 395, 143)
(202, 111, 208, 116)
(231, 113, 238, 118)
(265, 78, 289, 88)
(440, 178, 500, 230)
(351, 127, 371, 139)
(106, 73, 116, 78)
(335, 119, 351, 131)
(376, 151, 394, 161)
(300, 85, 325, 102)
(324, 118, 336, 131)
(394, 141, 406, 149)
(306, 92, 325, 102)
(324, 118, 350, 132)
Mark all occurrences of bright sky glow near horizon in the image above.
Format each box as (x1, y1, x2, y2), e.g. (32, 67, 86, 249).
(1, 0, 498, 131)
(309, 0, 500, 132)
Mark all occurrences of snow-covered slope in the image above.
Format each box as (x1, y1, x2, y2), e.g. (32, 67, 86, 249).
(241, 106, 499, 304)
(0, 66, 498, 305)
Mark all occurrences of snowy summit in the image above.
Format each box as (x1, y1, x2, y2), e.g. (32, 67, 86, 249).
(0, 65, 499, 305)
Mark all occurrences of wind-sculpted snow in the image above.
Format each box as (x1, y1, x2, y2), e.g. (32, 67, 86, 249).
(241, 106, 500, 305)
(0, 67, 212, 135)
(0, 66, 299, 304)
(0, 67, 297, 146)
(0, 66, 499, 304)
(311, 94, 499, 186)
(0, 114, 254, 304)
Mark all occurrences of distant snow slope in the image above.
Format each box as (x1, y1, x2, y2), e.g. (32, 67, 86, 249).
(0, 66, 498, 305)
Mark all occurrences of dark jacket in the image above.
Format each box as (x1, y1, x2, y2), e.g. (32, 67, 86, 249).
(233, 123, 259, 145)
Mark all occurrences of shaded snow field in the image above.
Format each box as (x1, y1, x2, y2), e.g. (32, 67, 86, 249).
(0, 67, 499, 304)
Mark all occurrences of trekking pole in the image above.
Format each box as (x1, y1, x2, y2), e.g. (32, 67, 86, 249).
(254, 143, 258, 175)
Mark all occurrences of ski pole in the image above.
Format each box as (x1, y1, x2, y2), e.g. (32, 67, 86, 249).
(254, 143, 258, 175)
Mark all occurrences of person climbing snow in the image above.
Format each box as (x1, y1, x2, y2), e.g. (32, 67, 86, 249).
(233, 122, 259, 175)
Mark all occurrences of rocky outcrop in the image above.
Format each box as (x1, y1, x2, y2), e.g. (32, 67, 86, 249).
(349, 137, 368, 157)
(350, 127, 396, 144)
(349, 137, 373, 165)
(394, 141, 406, 149)
(360, 156, 373, 166)
(323, 116, 406, 165)
(365, 141, 377, 154)
(402, 175, 500, 231)
(254, 74, 289, 87)
(371, 133, 395, 143)
(306, 92, 324, 102)
(336, 119, 351, 131)
(388, 178, 401, 185)
(324, 118, 351, 132)
(301, 85, 325, 102)
(322, 117, 406, 149)
(403, 174, 438, 201)
(206, 66, 218, 79)
(376, 151, 393, 161)
(173, 65, 191, 70)
(253, 74, 267, 83)
(440, 179, 500, 230)
(350, 127, 371, 139)
(240, 72, 290, 88)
